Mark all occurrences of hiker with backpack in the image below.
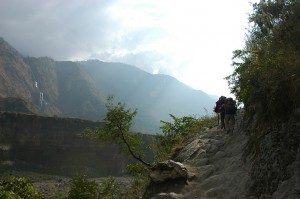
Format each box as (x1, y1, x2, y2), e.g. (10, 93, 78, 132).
(214, 96, 226, 129)
(223, 97, 237, 134)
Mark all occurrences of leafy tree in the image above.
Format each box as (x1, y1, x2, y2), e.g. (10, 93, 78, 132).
(84, 97, 217, 164)
(82, 95, 217, 197)
(83, 95, 151, 167)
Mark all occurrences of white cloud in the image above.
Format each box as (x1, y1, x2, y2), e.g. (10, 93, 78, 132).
(0, 0, 257, 97)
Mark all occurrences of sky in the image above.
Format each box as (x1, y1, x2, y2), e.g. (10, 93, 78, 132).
(0, 0, 258, 98)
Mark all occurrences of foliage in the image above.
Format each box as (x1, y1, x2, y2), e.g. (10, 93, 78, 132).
(226, 0, 300, 197)
(153, 114, 197, 161)
(83, 95, 151, 167)
(0, 176, 44, 199)
(66, 175, 122, 199)
(66, 174, 99, 199)
(226, 0, 300, 126)
(99, 177, 118, 199)
(82, 96, 216, 197)
(113, 164, 149, 199)
(82, 96, 154, 197)
(66, 173, 147, 199)
(154, 114, 217, 162)
(122, 178, 148, 199)
(226, 0, 300, 155)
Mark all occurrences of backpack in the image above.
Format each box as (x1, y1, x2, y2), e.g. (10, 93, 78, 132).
(214, 96, 226, 113)
(224, 98, 237, 114)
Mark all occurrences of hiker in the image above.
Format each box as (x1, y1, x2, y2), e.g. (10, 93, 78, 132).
(223, 97, 237, 134)
(214, 96, 226, 129)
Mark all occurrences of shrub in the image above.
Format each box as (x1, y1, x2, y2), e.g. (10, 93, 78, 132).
(154, 114, 217, 162)
(66, 174, 99, 199)
(99, 177, 118, 199)
(0, 176, 44, 199)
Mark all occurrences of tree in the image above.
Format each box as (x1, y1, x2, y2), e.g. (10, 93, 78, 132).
(82, 96, 217, 197)
(83, 95, 151, 167)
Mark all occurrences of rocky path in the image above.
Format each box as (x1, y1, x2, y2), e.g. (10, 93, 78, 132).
(150, 111, 251, 199)
(180, 127, 250, 199)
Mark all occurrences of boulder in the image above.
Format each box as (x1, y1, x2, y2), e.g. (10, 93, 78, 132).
(153, 192, 183, 199)
(149, 160, 188, 183)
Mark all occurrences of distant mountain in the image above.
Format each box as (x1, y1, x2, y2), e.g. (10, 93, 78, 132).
(24, 57, 106, 120)
(81, 60, 215, 132)
(0, 37, 215, 133)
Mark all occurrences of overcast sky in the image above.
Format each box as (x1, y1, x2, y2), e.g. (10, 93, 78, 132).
(0, 0, 257, 97)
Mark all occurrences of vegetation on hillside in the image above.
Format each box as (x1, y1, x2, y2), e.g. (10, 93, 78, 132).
(226, 0, 300, 197)
(226, 0, 300, 149)
(154, 114, 216, 162)
(227, 0, 300, 125)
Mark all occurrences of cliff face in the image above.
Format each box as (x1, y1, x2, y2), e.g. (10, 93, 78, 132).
(23, 57, 61, 116)
(0, 112, 128, 176)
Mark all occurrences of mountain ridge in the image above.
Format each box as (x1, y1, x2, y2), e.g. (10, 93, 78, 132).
(0, 37, 215, 133)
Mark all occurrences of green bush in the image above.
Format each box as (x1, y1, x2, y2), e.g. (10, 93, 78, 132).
(66, 175, 123, 199)
(154, 114, 217, 162)
(99, 177, 119, 199)
(0, 176, 44, 199)
(66, 174, 99, 199)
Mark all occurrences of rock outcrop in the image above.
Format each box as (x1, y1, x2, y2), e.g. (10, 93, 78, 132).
(149, 160, 188, 183)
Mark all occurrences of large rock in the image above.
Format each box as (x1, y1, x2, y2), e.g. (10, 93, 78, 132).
(154, 192, 183, 199)
(149, 160, 188, 183)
